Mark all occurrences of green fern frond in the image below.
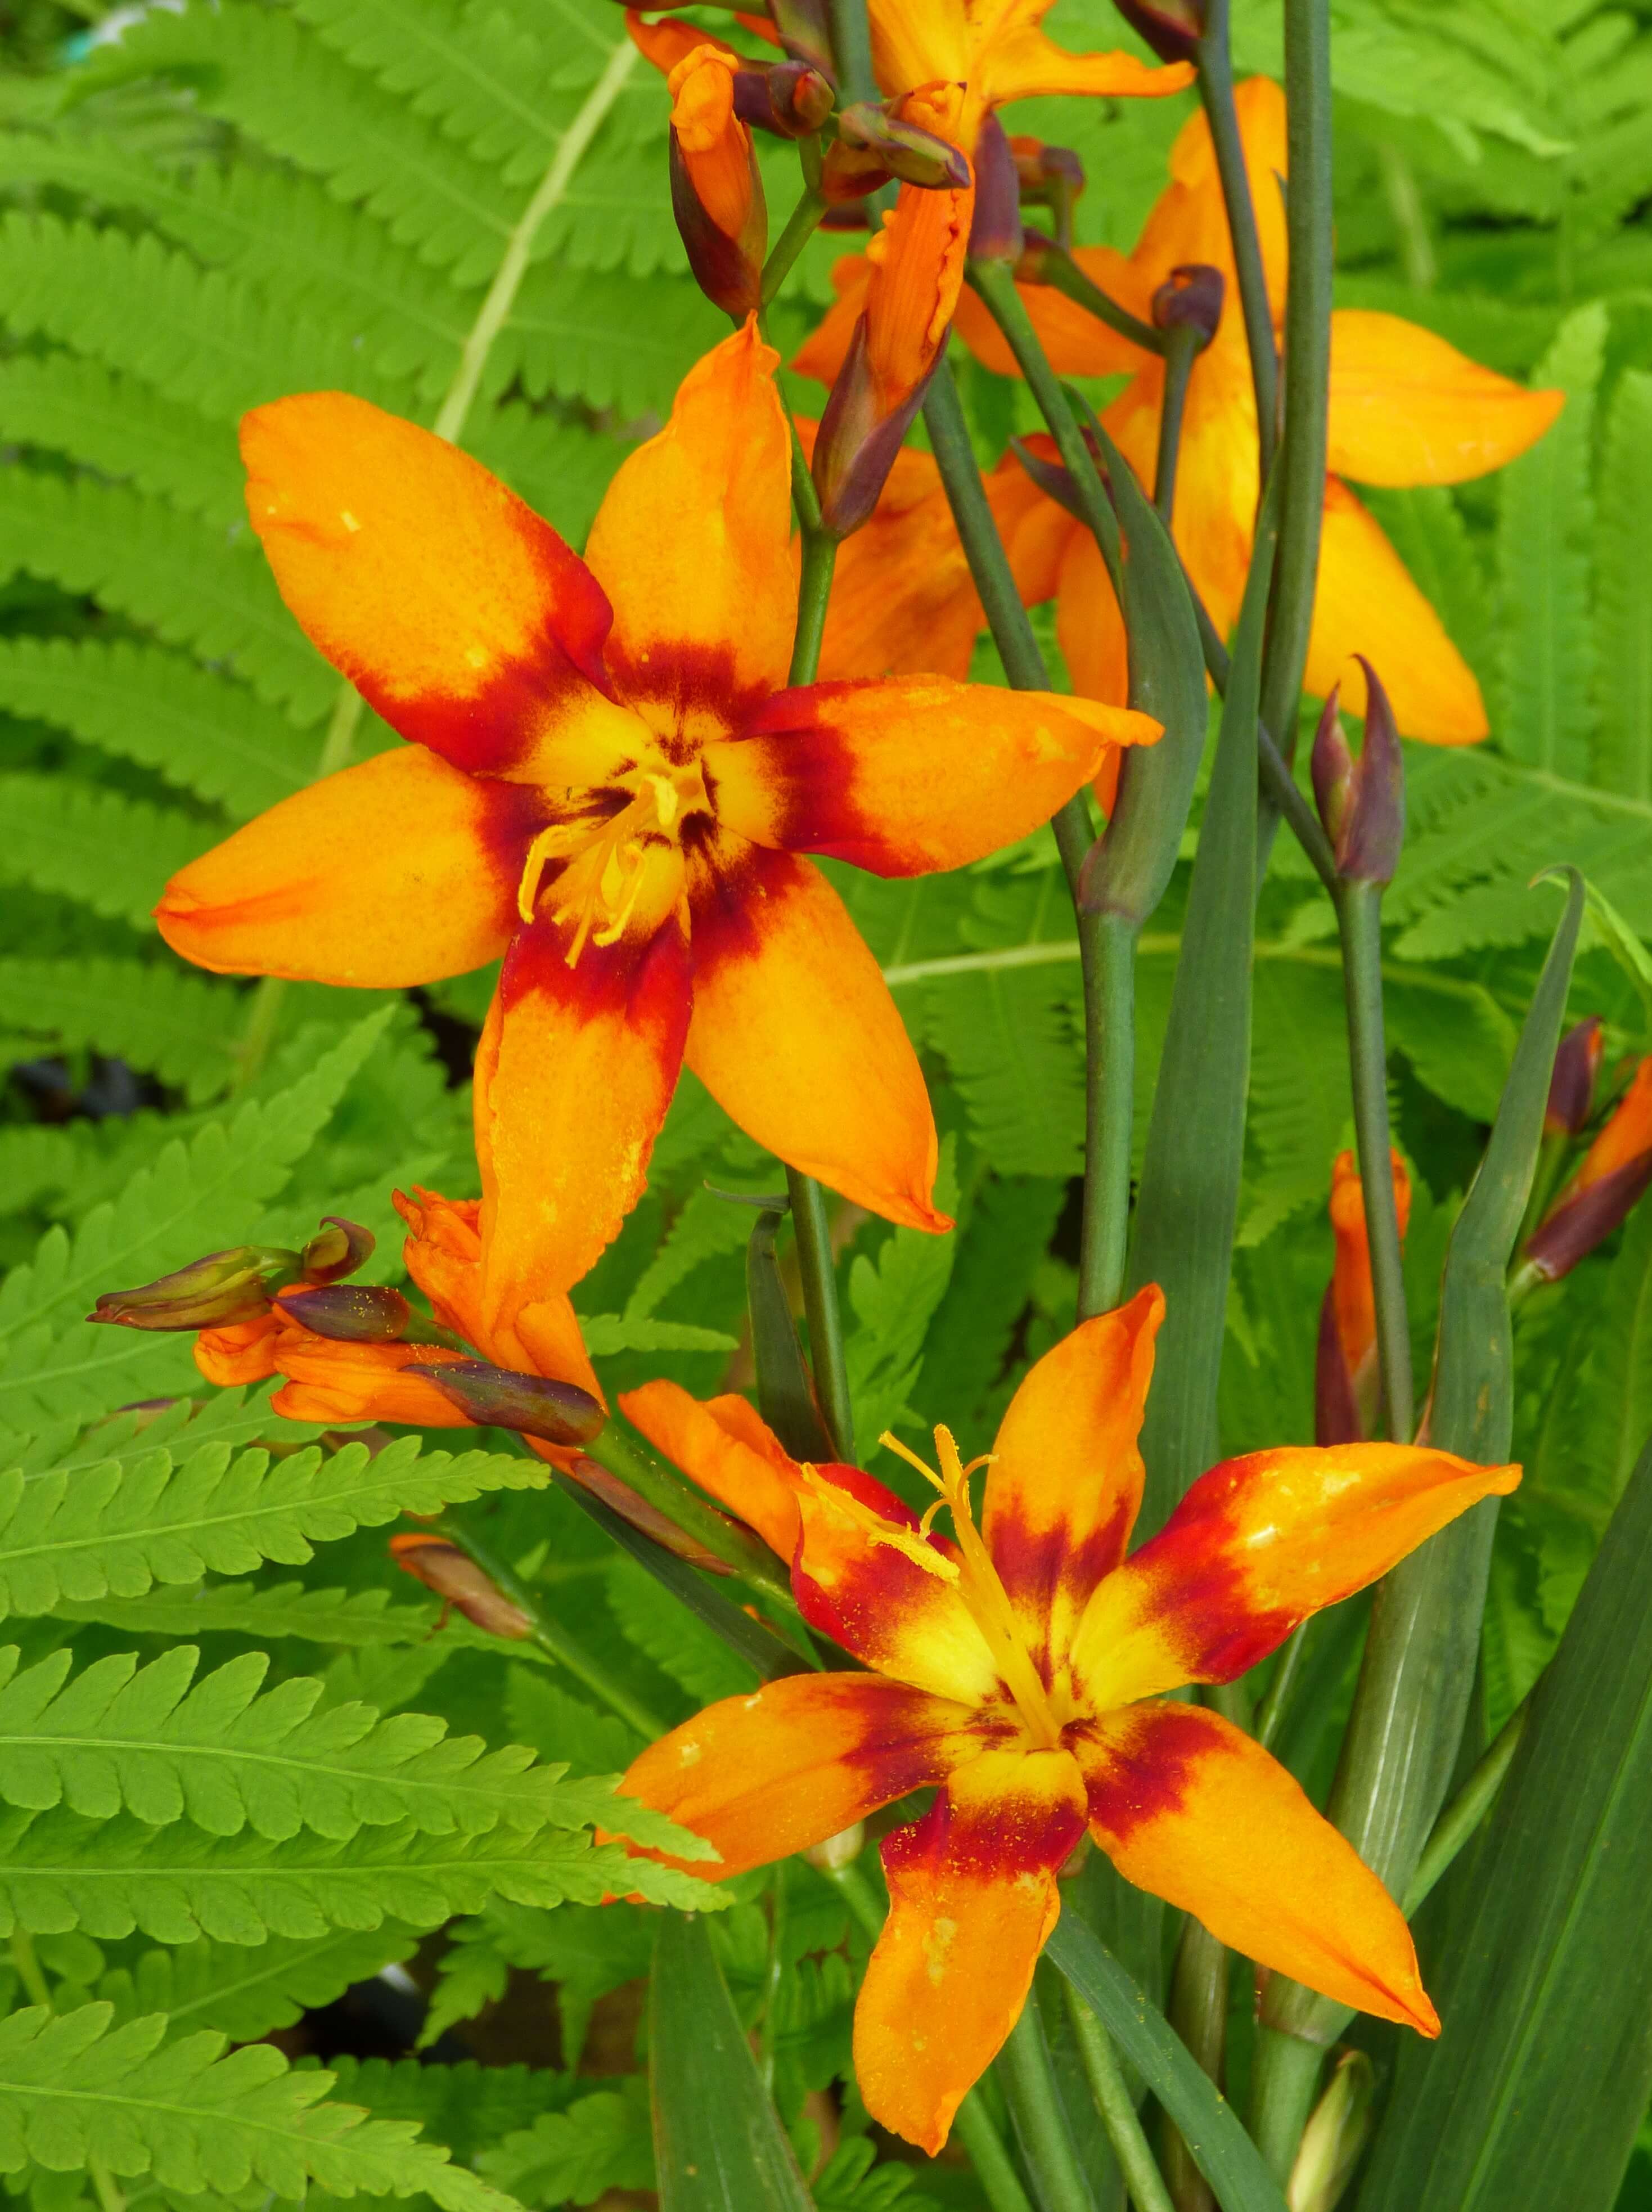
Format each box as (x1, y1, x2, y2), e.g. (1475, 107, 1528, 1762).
(478, 2080, 653, 2209)
(98, 1927, 420, 2042)
(0, 639, 309, 820)
(1239, 962, 1352, 1247)
(54, 1582, 438, 1649)
(464, 408, 631, 549)
(307, 2055, 568, 2179)
(606, 1557, 755, 1707)
(0, 357, 244, 523)
(0, 468, 332, 720)
(0, 2001, 525, 2211)
(1594, 367, 1652, 802)
(0, 780, 214, 930)
(505, 260, 723, 420)
(0, 1433, 546, 1616)
(0, 1010, 390, 1431)
(0, 960, 243, 1104)
(0, 1808, 722, 1944)
(620, 1189, 753, 1324)
(0, 1642, 695, 1845)
(845, 1141, 961, 1442)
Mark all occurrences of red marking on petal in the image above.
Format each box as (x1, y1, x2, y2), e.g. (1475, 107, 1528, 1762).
(987, 1501, 1134, 1685)
(610, 636, 772, 753)
(1072, 1701, 1211, 1847)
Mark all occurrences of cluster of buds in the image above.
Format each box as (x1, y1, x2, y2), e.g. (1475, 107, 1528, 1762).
(1311, 660, 1405, 887)
(1523, 1024, 1652, 1283)
(89, 1215, 373, 1331)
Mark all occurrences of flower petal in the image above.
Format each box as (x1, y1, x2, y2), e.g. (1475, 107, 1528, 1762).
(983, 1288, 1163, 1685)
(1327, 311, 1564, 488)
(1055, 521, 1131, 707)
(474, 914, 692, 1317)
(1307, 479, 1487, 742)
(685, 838, 948, 1233)
(241, 392, 629, 780)
(975, 30, 1192, 111)
(619, 1379, 804, 1558)
(1076, 1702, 1437, 2035)
(155, 744, 542, 987)
(583, 319, 795, 721)
(791, 1462, 1003, 1703)
(791, 254, 872, 390)
(709, 676, 1156, 875)
(266, 1334, 477, 1429)
(866, 0, 969, 97)
(1071, 1442, 1520, 1708)
(1140, 76, 1288, 311)
(616, 1671, 988, 1878)
(854, 1744, 1088, 2153)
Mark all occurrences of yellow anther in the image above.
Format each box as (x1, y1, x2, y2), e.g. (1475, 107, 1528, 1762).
(798, 1465, 959, 1583)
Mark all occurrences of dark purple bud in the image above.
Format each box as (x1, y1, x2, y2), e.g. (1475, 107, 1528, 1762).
(278, 1284, 414, 1343)
(1545, 1017, 1604, 1138)
(833, 101, 971, 191)
(1153, 263, 1223, 346)
(669, 125, 766, 321)
(769, 0, 835, 80)
(1009, 139, 1084, 249)
(88, 1245, 303, 1331)
(427, 1360, 607, 1448)
(1524, 1153, 1652, 1282)
(1108, 0, 1207, 64)
(389, 1534, 533, 1639)
(733, 59, 834, 138)
(300, 1216, 376, 1284)
(812, 312, 938, 538)
(966, 113, 1024, 265)
(1312, 661, 1405, 884)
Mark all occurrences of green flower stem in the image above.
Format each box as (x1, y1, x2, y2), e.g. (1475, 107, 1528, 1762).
(790, 524, 839, 687)
(968, 257, 1122, 588)
(1195, 0, 1277, 478)
(439, 1507, 669, 1738)
(1257, 0, 1333, 866)
(1154, 323, 1201, 520)
(1163, 1923, 1226, 2212)
(1248, 2031, 1325, 2185)
(1336, 880, 1414, 1441)
(763, 172, 828, 307)
(827, 1859, 1035, 2212)
(1024, 242, 1164, 355)
(582, 1422, 797, 1607)
(785, 1166, 856, 1463)
(1402, 1698, 1528, 1917)
(997, 1996, 1097, 2212)
(922, 354, 1128, 1320)
(1062, 1982, 1178, 2212)
(827, 0, 878, 105)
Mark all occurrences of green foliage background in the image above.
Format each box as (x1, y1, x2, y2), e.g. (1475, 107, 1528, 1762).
(0, 0, 1649, 2202)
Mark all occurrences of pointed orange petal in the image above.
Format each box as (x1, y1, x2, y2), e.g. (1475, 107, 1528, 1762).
(617, 1671, 987, 1878)
(1328, 311, 1564, 488)
(584, 320, 794, 718)
(155, 745, 537, 987)
(983, 1288, 1163, 1684)
(1307, 479, 1487, 743)
(240, 392, 629, 780)
(791, 256, 872, 389)
(710, 676, 1155, 876)
(1577, 1057, 1652, 1190)
(976, 29, 1192, 110)
(866, 0, 969, 100)
(1055, 523, 1131, 706)
(1072, 1442, 1520, 1707)
(1141, 77, 1287, 309)
(1329, 1147, 1411, 1379)
(619, 1379, 805, 1559)
(1077, 1702, 1438, 2035)
(625, 6, 739, 75)
(266, 1335, 478, 1429)
(790, 1464, 1003, 1703)
(685, 839, 947, 1233)
(474, 916, 692, 1316)
(195, 1316, 281, 1388)
(854, 1745, 1088, 2153)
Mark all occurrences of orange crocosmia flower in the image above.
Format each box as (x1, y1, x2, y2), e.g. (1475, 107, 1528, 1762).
(942, 76, 1564, 743)
(1571, 1057, 1652, 1195)
(1317, 1148, 1411, 1446)
(619, 1287, 1521, 2153)
(156, 326, 1158, 1309)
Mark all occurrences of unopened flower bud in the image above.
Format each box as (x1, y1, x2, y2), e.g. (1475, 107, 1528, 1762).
(1109, 0, 1206, 65)
(830, 100, 971, 194)
(299, 1216, 375, 1284)
(89, 1245, 304, 1332)
(389, 1534, 533, 1640)
(668, 44, 767, 320)
(1526, 1057, 1652, 1282)
(1288, 2051, 1375, 2212)
(1545, 1015, 1603, 1138)
(733, 59, 834, 138)
(1153, 262, 1223, 345)
(966, 114, 1024, 265)
(804, 1822, 866, 1872)
(428, 1359, 607, 1447)
(1317, 1149, 1411, 1445)
(278, 1283, 413, 1343)
(568, 1455, 737, 1571)
(1311, 660, 1404, 884)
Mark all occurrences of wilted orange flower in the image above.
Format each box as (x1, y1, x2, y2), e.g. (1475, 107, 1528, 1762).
(1316, 1148, 1411, 1446)
(157, 325, 1157, 1312)
(619, 1288, 1519, 2151)
(1527, 1056, 1652, 1282)
(939, 77, 1564, 739)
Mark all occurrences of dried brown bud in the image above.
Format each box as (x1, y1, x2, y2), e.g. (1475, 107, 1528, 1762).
(1153, 263, 1223, 345)
(966, 114, 1024, 265)
(1545, 1016, 1604, 1139)
(389, 1534, 533, 1640)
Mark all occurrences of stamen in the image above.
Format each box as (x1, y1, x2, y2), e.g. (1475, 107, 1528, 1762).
(798, 1465, 959, 1582)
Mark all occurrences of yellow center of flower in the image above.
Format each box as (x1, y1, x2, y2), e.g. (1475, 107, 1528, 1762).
(877, 1426, 1066, 1750)
(515, 760, 706, 967)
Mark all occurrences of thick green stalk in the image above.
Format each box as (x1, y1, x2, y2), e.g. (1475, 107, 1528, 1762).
(785, 1166, 854, 1462)
(1195, 0, 1277, 478)
(1249, 2033, 1325, 2186)
(440, 1507, 668, 1737)
(1336, 881, 1413, 1441)
(1154, 325, 1201, 521)
(1402, 1700, 1527, 1917)
(1082, 915, 1137, 1316)
(789, 527, 839, 688)
(1062, 1986, 1178, 2212)
(998, 1998, 1100, 2212)
(922, 358, 1051, 690)
(1163, 1924, 1225, 2212)
(583, 1422, 796, 1604)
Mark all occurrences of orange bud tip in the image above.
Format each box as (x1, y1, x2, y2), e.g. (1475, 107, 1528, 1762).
(389, 1534, 534, 1640)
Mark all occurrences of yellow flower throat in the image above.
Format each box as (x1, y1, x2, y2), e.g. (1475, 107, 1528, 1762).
(514, 760, 706, 969)
(870, 1426, 1066, 1750)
